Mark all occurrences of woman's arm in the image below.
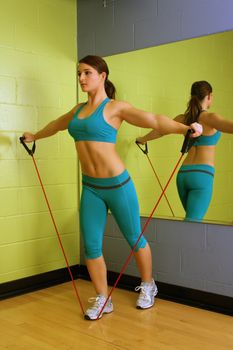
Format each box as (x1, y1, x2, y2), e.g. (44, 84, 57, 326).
(23, 105, 79, 142)
(119, 102, 202, 137)
(118, 102, 194, 136)
(135, 113, 200, 144)
(202, 113, 233, 133)
(136, 130, 162, 144)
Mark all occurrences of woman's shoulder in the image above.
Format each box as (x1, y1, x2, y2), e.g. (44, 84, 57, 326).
(199, 111, 223, 131)
(72, 102, 86, 114)
(199, 111, 219, 124)
(107, 99, 132, 113)
(108, 99, 131, 107)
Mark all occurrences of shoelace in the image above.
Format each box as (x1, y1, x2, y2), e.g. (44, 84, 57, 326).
(135, 286, 151, 301)
(87, 296, 105, 310)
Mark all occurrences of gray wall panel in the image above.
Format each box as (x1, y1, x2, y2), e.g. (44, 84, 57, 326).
(77, 0, 233, 58)
(140, 216, 157, 242)
(103, 236, 132, 265)
(181, 0, 233, 40)
(204, 280, 233, 296)
(77, 31, 96, 60)
(80, 214, 233, 298)
(114, 0, 158, 26)
(154, 243, 181, 274)
(95, 23, 135, 57)
(77, 0, 114, 58)
(156, 220, 206, 249)
(157, 271, 206, 290)
(134, 16, 181, 49)
(206, 224, 233, 252)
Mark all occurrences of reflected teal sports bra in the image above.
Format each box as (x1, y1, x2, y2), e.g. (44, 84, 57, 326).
(68, 97, 117, 143)
(194, 130, 221, 146)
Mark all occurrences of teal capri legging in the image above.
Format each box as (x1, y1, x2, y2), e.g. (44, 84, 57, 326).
(176, 164, 214, 221)
(80, 170, 147, 259)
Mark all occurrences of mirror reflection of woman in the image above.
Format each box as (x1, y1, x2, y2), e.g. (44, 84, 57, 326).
(137, 81, 233, 222)
(22, 56, 202, 321)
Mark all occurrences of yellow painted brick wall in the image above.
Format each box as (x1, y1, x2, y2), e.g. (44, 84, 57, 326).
(0, 0, 78, 284)
(105, 31, 233, 223)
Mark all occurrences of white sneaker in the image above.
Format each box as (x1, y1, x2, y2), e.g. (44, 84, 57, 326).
(135, 279, 158, 309)
(84, 294, 113, 320)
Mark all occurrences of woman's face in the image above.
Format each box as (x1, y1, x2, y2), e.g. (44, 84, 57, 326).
(78, 63, 105, 93)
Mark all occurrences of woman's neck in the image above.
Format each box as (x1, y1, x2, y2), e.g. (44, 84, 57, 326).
(87, 92, 108, 106)
(201, 102, 209, 112)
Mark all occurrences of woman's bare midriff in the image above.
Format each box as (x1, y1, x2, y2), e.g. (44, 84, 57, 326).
(76, 141, 125, 178)
(183, 145, 215, 167)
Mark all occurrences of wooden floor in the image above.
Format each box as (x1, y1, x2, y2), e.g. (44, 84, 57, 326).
(0, 279, 233, 350)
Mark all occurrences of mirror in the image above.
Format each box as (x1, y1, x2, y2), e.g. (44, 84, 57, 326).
(103, 31, 233, 225)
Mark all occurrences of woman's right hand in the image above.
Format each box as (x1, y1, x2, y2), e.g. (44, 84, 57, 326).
(190, 122, 203, 137)
(22, 132, 36, 142)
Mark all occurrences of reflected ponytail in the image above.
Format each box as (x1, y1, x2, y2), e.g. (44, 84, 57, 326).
(79, 55, 116, 99)
(184, 81, 212, 125)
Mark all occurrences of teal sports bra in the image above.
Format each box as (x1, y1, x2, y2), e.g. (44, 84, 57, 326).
(194, 130, 221, 146)
(68, 97, 117, 143)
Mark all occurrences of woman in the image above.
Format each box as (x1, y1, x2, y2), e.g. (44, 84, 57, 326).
(137, 80, 233, 222)
(22, 56, 202, 320)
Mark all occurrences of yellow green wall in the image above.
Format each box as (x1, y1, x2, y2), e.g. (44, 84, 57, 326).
(105, 31, 233, 223)
(0, 0, 78, 284)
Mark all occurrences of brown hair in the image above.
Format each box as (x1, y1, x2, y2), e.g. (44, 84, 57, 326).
(184, 81, 212, 125)
(79, 55, 116, 99)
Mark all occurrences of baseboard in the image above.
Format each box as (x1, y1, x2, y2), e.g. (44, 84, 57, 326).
(0, 265, 79, 300)
(1, 264, 233, 316)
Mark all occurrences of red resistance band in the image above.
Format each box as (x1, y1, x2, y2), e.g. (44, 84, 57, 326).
(136, 140, 175, 216)
(19, 137, 84, 315)
(20, 129, 196, 320)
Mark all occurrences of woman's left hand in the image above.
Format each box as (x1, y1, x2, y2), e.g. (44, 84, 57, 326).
(136, 137, 146, 145)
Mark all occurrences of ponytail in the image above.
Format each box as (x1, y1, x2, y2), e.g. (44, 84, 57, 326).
(184, 80, 212, 125)
(105, 79, 116, 99)
(184, 95, 202, 125)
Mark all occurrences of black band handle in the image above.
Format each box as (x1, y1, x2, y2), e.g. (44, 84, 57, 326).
(181, 129, 198, 154)
(135, 140, 148, 155)
(19, 136, 36, 156)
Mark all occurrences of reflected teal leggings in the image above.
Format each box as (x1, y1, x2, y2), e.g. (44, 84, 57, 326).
(80, 170, 147, 259)
(176, 164, 214, 221)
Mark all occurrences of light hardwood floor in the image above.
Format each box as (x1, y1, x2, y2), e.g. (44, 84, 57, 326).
(0, 279, 232, 350)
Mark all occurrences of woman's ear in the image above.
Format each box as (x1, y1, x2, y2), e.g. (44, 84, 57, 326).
(101, 71, 107, 81)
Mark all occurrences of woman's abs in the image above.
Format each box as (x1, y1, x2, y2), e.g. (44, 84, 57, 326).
(76, 141, 125, 178)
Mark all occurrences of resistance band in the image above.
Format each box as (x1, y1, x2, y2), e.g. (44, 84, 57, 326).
(97, 129, 196, 319)
(135, 141, 175, 216)
(19, 137, 84, 315)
